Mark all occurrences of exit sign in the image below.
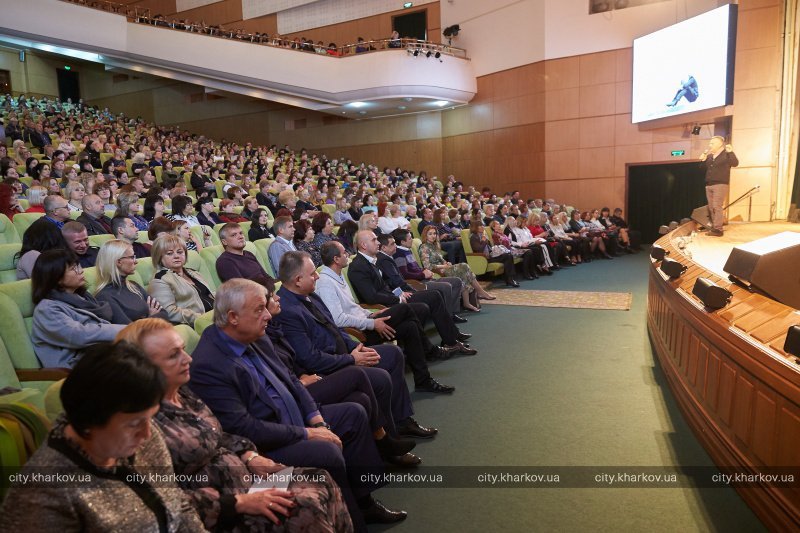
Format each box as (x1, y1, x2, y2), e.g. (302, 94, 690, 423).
(671, 150, 685, 156)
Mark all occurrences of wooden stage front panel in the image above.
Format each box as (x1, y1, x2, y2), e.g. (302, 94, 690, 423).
(647, 221, 800, 530)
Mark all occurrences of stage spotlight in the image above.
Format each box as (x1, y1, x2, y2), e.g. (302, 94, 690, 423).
(658, 225, 670, 235)
(426, 50, 432, 58)
(691, 125, 701, 135)
(650, 245, 668, 261)
(784, 325, 800, 357)
(668, 221, 679, 230)
(692, 278, 732, 309)
(680, 218, 691, 224)
(413, 49, 420, 57)
(660, 258, 687, 279)
(435, 51, 441, 59)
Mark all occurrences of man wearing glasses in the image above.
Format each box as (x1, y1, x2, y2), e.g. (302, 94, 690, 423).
(43, 195, 70, 228)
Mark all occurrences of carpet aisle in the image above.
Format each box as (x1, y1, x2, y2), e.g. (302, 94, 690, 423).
(373, 251, 765, 532)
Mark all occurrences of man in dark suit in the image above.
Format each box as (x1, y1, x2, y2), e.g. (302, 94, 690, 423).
(381, 230, 465, 322)
(76, 194, 112, 235)
(274, 251, 437, 439)
(349, 230, 475, 354)
(189, 165, 216, 198)
(190, 279, 407, 529)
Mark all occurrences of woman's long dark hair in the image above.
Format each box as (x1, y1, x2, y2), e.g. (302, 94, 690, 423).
(15, 218, 67, 263)
(31, 248, 81, 304)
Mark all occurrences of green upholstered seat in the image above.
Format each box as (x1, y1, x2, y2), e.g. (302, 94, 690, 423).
(0, 214, 21, 244)
(0, 243, 22, 284)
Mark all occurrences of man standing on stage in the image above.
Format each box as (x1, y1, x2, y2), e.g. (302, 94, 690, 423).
(700, 136, 738, 237)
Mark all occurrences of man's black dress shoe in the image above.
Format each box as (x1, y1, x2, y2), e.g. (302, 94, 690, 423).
(442, 342, 477, 356)
(397, 417, 439, 438)
(506, 280, 520, 287)
(415, 378, 455, 394)
(452, 314, 468, 323)
(386, 452, 422, 468)
(427, 346, 455, 361)
(361, 497, 408, 524)
(375, 435, 416, 457)
(456, 331, 472, 342)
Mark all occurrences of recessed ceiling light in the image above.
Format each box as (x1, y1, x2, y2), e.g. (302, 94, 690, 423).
(433, 100, 449, 107)
(398, 106, 407, 110)
(403, 97, 413, 102)
(358, 110, 367, 115)
(349, 101, 367, 108)
(341, 111, 346, 114)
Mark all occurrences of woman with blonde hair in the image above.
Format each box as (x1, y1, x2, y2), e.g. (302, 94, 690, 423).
(24, 185, 47, 213)
(95, 239, 166, 324)
(64, 181, 86, 213)
(148, 234, 214, 326)
(419, 224, 493, 307)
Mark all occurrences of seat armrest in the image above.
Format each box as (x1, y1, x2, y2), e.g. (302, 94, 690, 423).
(16, 368, 70, 381)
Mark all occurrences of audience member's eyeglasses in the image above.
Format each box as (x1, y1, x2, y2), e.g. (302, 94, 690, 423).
(120, 254, 137, 261)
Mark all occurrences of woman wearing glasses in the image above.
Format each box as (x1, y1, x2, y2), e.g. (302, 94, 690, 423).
(95, 240, 167, 324)
(30, 248, 125, 368)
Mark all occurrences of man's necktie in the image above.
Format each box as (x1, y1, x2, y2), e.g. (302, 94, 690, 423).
(245, 344, 305, 427)
(301, 296, 349, 354)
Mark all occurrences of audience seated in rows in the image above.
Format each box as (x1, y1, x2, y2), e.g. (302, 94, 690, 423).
(117, 318, 354, 531)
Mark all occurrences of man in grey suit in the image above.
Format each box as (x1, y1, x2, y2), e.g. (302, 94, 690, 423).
(268, 216, 297, 277)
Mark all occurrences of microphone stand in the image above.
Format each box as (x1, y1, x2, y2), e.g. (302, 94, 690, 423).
(723, 185, 760, 222)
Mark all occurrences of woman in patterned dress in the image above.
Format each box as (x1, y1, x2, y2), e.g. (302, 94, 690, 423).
(418, 225, 494, 305)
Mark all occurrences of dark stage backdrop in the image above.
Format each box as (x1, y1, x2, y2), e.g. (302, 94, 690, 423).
(628, 161, 707, 244)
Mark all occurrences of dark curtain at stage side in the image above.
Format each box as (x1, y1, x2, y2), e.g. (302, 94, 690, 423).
(627, 162, 707, 244)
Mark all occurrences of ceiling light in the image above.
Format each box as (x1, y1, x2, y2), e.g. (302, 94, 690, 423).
(358, 111, 367, 115)
(435, 51, 441, 59)
(404, 2, 413, 8)
(398, 106, 407, 110)
(403, 97, 413, 102)
(433, 100, 449, 107)
(413, 50, 419, 57)
(349, 101, 367, 108)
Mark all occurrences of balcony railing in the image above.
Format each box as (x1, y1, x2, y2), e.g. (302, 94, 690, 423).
(59, 0, 468, 59)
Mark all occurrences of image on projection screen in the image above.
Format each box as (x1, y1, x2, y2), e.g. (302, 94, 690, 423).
(631, 4, 735, 124)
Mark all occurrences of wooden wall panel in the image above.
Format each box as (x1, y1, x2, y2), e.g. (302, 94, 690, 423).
(168, 0, 242, 25)
(282, 5, 441, 46)
(236, 14, 278, 34)
(752, 390, 777, 464)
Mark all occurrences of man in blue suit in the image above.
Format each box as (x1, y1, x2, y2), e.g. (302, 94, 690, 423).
(190, 278, 407, 529)
(275, 250, 438, 440)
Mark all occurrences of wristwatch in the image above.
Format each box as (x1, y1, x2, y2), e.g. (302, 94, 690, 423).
(244, 452, 260, 465)
(311, 421, 331, 430)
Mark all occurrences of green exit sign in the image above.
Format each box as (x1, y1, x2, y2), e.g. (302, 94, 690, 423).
(671, 150, 685, 156)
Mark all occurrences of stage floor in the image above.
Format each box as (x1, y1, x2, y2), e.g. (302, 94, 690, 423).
(678, 221, 800, 278)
